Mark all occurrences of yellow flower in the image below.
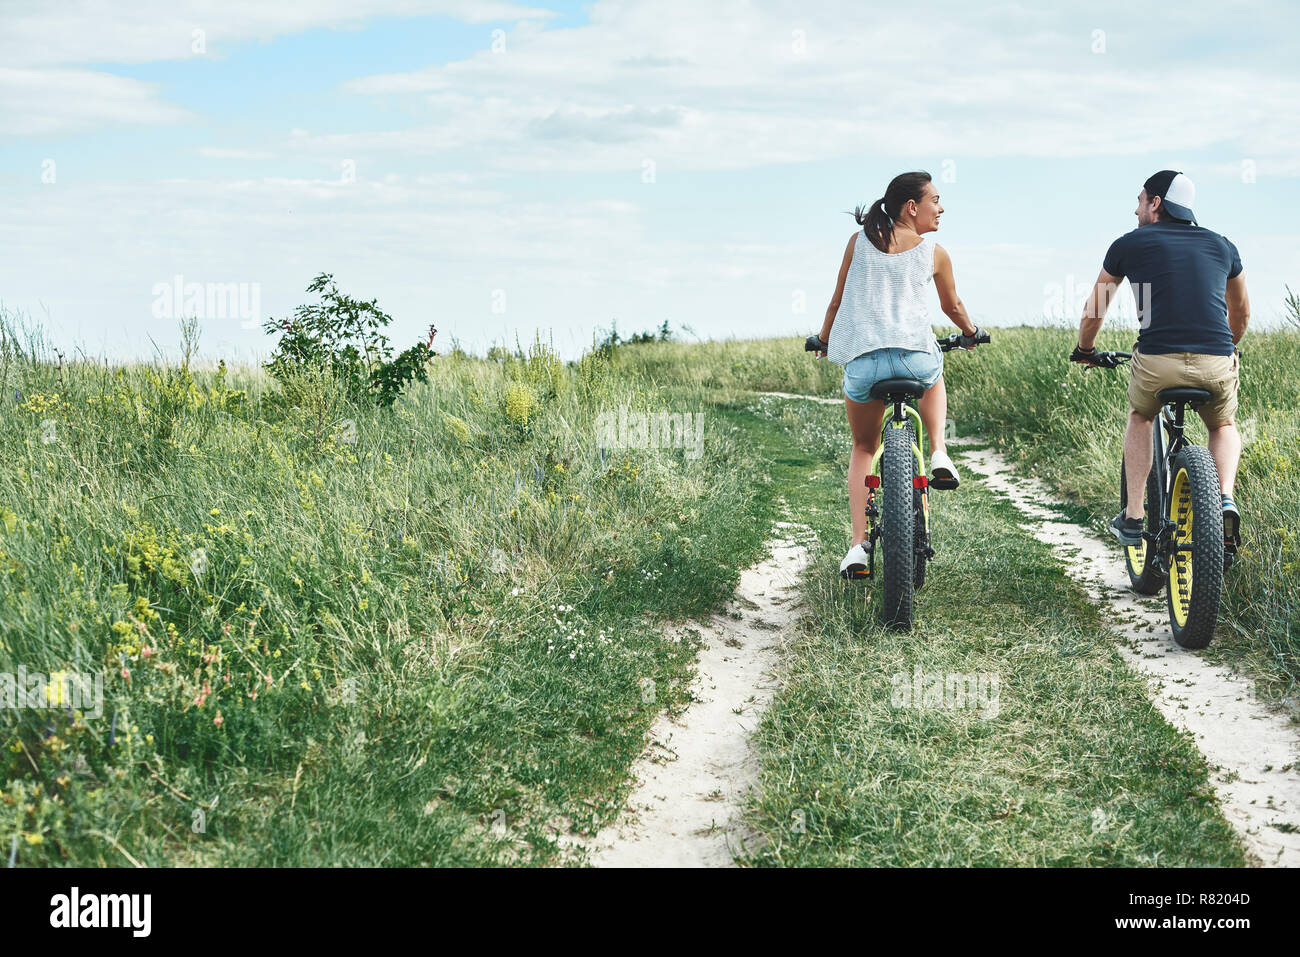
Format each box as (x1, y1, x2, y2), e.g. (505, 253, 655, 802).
(24, 833, 43, 845)
(210, 508, 221, 516)
(442, 413, 471, 443)
(502, 384, 536, 426)
(46, 670, 68, 706)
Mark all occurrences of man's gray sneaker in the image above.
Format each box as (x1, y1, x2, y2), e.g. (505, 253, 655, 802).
(1110, 511, 1143, 546)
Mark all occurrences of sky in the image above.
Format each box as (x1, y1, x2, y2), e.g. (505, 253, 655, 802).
(2, 0, 1298, 363)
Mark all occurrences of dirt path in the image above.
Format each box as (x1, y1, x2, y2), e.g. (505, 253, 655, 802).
(760, 391, 841, 405)
(585, 528, 809, 867)
(958, 443, 1300, 867)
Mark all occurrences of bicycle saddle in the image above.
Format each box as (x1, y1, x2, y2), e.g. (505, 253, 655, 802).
(1157, 387, 1212, 405)
(869, 377, 926, 400)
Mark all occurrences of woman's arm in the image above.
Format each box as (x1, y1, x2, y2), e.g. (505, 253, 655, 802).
(933, 244, 978, 338)
(817, 233, 858, 345)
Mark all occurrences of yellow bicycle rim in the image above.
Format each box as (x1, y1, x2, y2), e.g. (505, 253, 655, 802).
(1168, 467, 1194, 628)
(1126, 539, 1146, 575)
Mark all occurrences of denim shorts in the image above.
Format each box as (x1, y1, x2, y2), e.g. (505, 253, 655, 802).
(842, 348, 943, 404)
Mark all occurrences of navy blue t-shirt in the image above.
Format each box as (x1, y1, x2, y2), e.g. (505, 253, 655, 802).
(1102, 221, 1242, 356)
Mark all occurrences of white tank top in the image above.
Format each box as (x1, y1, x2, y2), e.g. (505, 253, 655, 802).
(827, 232, 938, 365)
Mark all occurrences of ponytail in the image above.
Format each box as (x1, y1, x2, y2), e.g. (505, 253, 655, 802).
(855, 196, 894, 254)
(853, 171, 932, 252)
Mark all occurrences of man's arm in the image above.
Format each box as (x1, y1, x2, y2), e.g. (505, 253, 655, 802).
(1226, 272, 1250, 345)
(816, 233, 857, 348)
(1077, 268, 1124, 351)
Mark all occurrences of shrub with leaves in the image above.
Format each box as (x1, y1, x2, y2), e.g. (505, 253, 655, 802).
(263, 273, 435, 408)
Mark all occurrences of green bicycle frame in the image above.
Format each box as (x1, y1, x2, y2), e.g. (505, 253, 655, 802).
(869, 403, 930, 534)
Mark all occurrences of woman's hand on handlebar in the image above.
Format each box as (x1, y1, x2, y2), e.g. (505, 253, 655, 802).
(957, 325, 984, 351)
(804, 334, 829, 358)
(937, 329, 990, 352)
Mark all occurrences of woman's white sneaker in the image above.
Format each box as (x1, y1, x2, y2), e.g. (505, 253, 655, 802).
(930, 449, 960, 490)
(840, 543, 870, 579)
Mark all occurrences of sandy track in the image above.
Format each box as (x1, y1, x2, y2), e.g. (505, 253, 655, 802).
(585, 529, 809, 867)
(959, 444, 1300, 866)
(759, 391, 842, 405)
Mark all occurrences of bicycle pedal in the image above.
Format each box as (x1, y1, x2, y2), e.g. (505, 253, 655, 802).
(930, 477, 959, 491)
(841, 568, 872, 580)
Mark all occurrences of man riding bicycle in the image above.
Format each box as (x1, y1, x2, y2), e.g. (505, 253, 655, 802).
(1070, 170, 1250, 547)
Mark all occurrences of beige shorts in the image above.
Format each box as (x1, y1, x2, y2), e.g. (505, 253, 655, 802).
(1128, 349, 1239, 426)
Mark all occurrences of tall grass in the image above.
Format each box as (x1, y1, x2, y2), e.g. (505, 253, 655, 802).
(0, 311, 778, 865)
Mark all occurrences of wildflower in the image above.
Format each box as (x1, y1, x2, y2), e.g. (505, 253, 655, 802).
(120, 667, 130, 681)
(213, 712, 224, 727)
(210, 508, 221, 516)
(502, 384, 536, 426)
(141, 646, 152, 659)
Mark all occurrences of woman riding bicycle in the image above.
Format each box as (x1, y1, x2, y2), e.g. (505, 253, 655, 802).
(811, 171, 984, 578)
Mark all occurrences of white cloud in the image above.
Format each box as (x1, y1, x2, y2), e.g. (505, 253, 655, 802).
(0, 67, 191, 135)
(331, 0, 1300, 174)
(0, 0, 555, 67)
(0, 0, 554, 135)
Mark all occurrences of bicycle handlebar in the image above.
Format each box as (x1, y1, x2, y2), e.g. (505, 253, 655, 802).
(804, 330, 991, 354)
(1072, 349, 1131, 369)
(937, 330, 991, 352)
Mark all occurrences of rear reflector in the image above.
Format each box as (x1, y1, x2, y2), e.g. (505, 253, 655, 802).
(865, 475, 880, 489)
(913, 476, 929, 489)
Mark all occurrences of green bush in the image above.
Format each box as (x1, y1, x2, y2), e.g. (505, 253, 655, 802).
(262, 273, 434, 409)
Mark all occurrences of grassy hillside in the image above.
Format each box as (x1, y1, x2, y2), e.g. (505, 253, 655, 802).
(2, 304, 1291, 867)
(0, 318, 783, 865)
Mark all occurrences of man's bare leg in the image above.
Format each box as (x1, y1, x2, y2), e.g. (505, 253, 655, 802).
(1206, 421, 1241, 496)
(1124, 410, 1155, 521)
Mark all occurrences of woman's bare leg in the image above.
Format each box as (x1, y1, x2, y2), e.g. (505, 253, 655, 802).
(846, 396, 885, 546)
(918, 374, 949, 455)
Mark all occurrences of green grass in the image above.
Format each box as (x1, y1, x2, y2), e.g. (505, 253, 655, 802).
(2, 307, 1284, 867)
(0, 317, 782, 866)
(734, 393, 1247, 866)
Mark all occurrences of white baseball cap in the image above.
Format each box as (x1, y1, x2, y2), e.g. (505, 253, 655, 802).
(1144, 169, 1197, 224)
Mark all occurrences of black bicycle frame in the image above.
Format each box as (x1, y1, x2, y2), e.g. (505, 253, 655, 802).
(1145, 400, 1192, 576)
